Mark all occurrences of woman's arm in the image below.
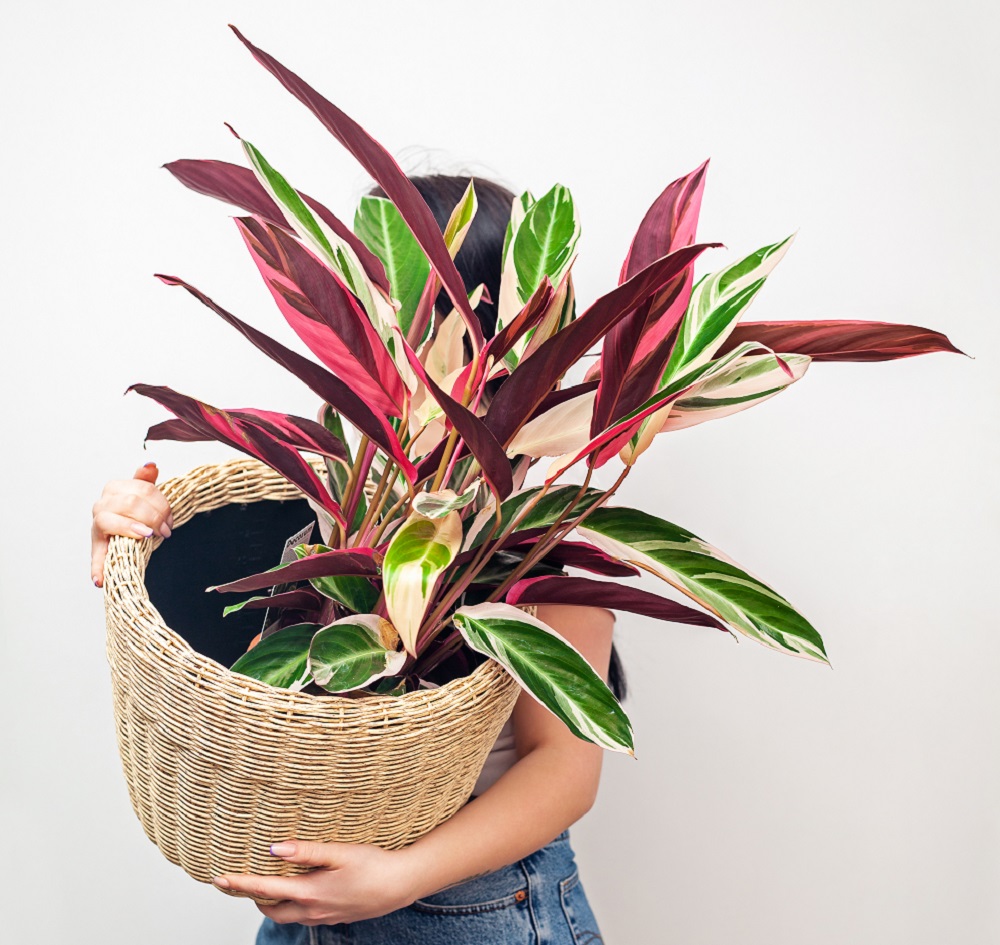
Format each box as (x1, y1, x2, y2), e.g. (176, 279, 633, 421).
(213, 603, 616, 925)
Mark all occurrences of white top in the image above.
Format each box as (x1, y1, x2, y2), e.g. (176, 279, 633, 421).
(472, 715, 518, 796)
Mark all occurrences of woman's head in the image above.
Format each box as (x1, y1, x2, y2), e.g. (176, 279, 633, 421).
(368, 174, 517, 339)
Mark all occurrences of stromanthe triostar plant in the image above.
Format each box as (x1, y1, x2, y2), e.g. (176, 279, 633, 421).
(135, 25, 965, 756)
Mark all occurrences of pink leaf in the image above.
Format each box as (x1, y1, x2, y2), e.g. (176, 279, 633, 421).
(237, 217, 406, 416)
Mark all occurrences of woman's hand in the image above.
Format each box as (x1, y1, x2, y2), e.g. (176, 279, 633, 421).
(213, 841, 419, 925)
(91, 463, 173, 587)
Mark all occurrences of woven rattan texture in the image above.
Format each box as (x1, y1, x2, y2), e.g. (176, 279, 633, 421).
(104, 459, 521, 897)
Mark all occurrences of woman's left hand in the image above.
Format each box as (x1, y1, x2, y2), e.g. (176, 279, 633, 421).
(213, 840, 418, 925)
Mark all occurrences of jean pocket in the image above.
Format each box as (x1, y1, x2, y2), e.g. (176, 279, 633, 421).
(559, 868, 604, 944)
(410, 861, 530, 916)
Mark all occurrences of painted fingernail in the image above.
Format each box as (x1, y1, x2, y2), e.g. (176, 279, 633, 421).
(93, 577, 102, 588)
(144, 462, 157, 468)
(270, 842, 295, 857)
(212, 877, 230, 888)
(159, 523, 172, 538)
(132, 523, 155, 538)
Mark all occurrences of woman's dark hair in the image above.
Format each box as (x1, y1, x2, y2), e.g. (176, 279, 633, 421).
(370, 173, 627, 702)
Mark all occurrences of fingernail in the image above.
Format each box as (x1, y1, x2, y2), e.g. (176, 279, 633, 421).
(270, 842, 295, 857)
(132, 523, 154, 538)
(159, 523, 172, 539)
(93, 577, 102, 588)
(144, 462, 157, 468)
(212, 877, 230, 888)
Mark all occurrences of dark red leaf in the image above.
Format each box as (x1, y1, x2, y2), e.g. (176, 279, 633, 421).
(228, 588, 323, 611)
(210, 548, 379, 593)
(154, 274, 416, 482)
(229, 26, 484, 350)
(717, 319, 967, 362)
(164, 158, 389, 292)
(484, 278, 556, 364)
(485, 243, 718, 446)
(506, 575, 729, 631)
(504, 539, 640, 578)
(402, 341, 514, 499)
(130, 383, 346, 527)
(593, 162, 709, 437)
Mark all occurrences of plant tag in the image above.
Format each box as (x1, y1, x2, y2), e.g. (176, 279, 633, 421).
(260, 521, 315, 640)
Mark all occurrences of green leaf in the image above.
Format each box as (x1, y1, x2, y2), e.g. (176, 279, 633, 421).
(382, 511, 463, 654)
(663, 234, 795, 383)
(229, 622, 318, 689)
(222, 594, 272, 617)
(577, 508, 828, 663)
(294, 544, 379, 613)
(242, 139, 335, 258)
(511, 184, 580, 306)
(453, 602, 633, 754)
(354, 195, 431, 337)
(308, 615, 406, 692)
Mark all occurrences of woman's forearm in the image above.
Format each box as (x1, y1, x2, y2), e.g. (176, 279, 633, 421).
(397, 731, 603, 900)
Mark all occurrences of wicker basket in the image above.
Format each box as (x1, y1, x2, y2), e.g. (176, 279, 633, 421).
(103, 458, 521, 900)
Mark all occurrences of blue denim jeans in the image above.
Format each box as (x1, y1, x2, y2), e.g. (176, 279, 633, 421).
(255, 830, 603, 944)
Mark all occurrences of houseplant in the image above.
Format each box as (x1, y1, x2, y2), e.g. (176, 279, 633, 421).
(104, 24, 962, 893)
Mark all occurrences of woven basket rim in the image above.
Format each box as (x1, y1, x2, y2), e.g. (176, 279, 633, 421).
(104, 458, 508, 718)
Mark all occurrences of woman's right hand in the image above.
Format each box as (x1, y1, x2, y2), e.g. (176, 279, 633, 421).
(91, 463, 173, 587)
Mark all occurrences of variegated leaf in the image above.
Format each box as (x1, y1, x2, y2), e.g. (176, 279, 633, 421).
(515, 268, 576, 368)
(505, 387, 596, 459)
(452, 602, 633, 754)
(382, 510, 463, 654)
(442, 179, 478, 260)
(663, 234, 795, 382)
(496, 186, 579, 357)
(616, 349, 808, 464)
(542, 342, 780, 479)
(308, 614, 406, 692)
(229, 622, 319, 690)
(660, 352, 810, 432)
(577, 508, 828, 663)
(411, 481, 480, 519)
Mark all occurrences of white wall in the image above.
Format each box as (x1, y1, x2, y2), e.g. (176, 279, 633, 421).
(3, 1, 996, 942)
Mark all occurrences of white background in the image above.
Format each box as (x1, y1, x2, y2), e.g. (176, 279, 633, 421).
(2, 1, 997, 942)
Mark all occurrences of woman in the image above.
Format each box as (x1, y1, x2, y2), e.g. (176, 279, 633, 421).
(91, 174, 621, 945)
